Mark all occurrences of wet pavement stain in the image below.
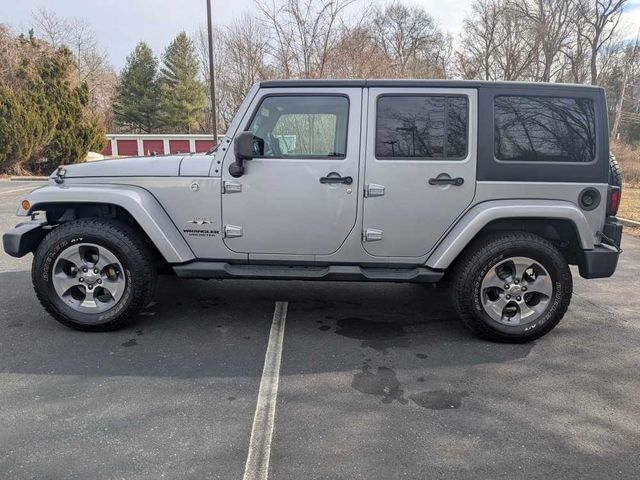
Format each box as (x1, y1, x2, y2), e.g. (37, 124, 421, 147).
(227, 396, 236, 401)
(318, 325, 331, 331)
(335, 317, 410, 351)
(121, 339, 138, 347)
(409, 389, 469, 410)
(351, 365, 408, 404)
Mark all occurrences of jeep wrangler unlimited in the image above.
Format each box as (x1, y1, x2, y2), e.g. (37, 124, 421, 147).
(3, 80, 623, 342)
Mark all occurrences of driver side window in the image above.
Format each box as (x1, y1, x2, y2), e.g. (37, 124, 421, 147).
(247, 95, 349, 158)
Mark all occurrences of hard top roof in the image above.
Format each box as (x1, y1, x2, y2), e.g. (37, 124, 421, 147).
(259, 79, 603, 91)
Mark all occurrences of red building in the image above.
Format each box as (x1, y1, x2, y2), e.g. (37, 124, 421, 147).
(101, 134, 225, 157)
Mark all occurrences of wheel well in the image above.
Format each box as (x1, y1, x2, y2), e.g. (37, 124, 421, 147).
(473, 217, 582, 264)
(33, 202, 166, 268)
(439, 217, 582, 287)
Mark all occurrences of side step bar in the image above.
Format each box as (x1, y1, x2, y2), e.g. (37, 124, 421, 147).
(172, 262, 444, 283)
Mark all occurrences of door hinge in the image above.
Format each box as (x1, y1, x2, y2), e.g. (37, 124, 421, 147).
(224, 225, 243, 238)
(363, 228, 383, 242)
(364, 183, 385, 197)
(223, 181, 242, 194)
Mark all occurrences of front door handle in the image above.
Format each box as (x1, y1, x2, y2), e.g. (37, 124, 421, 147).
(320, 172, 353, 185)
(428, 175, 464, 186)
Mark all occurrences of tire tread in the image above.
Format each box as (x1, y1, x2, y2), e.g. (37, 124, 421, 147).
(451, 231, 572, 343)
(32, 218, 156, 331)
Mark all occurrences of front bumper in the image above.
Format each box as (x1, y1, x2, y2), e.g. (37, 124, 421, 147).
(2, 221, 48, 258)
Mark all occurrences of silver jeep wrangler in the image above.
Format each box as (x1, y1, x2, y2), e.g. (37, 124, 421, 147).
(3, 80, 623, 342)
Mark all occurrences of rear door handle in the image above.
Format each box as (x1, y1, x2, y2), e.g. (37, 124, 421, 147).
(320, 172, 353, 185)
(428, 176, 464, 186)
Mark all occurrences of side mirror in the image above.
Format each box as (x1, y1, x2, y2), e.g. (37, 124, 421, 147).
(229, 131, 254, 177)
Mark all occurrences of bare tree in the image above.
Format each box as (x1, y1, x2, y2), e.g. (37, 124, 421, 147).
(457, 0, 502, 79)
(561, 7, 591, 83)
(195, 15, 272, 132)
(31, 8, 67, 48)
(324, 24, 393, 78)
(220, 15, 273, 126)
(512, 0, 574, 82)
(577, 0, 629, 85)
(370, 2, 450, 78)
(31, 9, 115, 120)
(611, 28, 640, 139)
(0, 24, 20, 87)
(457, 0, 535, 81)
(256, 0, 357, 78)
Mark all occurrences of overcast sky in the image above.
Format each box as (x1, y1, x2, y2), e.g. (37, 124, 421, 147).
(1, 0, 639, 71)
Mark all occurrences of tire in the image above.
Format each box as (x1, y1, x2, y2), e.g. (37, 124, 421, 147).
(32, 218, 157, 331)
(451, 232, 572, 343)
(609, 153, 622, 189)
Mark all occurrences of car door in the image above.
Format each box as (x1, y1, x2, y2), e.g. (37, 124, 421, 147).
(361, 88, 477, 258)
(221, 89, 361, 256)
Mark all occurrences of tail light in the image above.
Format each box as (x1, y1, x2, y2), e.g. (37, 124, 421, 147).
(607, 187, 621, 217)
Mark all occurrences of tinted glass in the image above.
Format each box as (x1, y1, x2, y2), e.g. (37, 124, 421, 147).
(248, 96, 348, 158)
(375, 96, 468, 159)
(494, 96, 596, 162)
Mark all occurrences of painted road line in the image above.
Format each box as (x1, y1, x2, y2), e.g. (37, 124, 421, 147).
(242, 301, 288, 480)
(0, 184, 44, 195)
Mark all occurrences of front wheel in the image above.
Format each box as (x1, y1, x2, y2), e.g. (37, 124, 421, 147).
(32, 218, 157, 331)
(451, 232, 572, 343)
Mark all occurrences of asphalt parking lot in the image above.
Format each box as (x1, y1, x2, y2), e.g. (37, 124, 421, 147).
(1, 179, 640, 479)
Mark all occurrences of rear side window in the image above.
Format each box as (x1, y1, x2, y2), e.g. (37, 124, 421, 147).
(375, 96, 468, 159)
(247, 96, 349, 158)
(494, 96, 596, 163)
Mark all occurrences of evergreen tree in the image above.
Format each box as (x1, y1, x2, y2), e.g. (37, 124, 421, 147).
(39, 48, 105, 168)
(113, 42, 161, 133)
(159, 32, 206, 133)
(0, 38, 105, 174)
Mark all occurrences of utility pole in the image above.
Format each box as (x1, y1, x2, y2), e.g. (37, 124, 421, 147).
(611, 27, 640, 142)
(206, 0, 218, 141)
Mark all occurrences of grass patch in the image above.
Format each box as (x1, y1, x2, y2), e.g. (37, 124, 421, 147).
(619, 186, 640, 237)
(612, 143, 640, 185)
(619, 186, 640, 221)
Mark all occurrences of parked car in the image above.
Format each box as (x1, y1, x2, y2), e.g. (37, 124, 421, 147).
(3, 79, 623, 342)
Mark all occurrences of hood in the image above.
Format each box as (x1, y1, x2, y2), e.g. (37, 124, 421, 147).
(52, 155, 185, 179)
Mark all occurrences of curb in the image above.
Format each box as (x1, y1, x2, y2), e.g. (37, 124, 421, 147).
(10, 176, 48, 181)
(619, 217, 640, 228)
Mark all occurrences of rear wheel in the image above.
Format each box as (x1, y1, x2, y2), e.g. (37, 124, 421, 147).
(451, 232, 572, 343)
(32, 218, 157, 331)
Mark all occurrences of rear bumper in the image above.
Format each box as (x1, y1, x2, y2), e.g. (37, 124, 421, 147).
(578, 244, 620, 279)
(602, 217, 623, 247)
(2, 221, 48, 258)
